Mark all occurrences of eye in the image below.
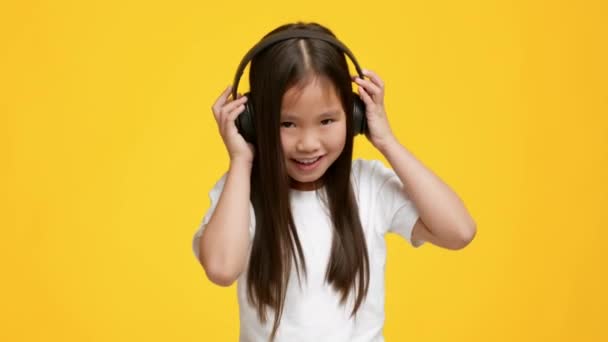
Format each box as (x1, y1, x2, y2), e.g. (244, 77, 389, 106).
(321, 119, 334, 125)
(281, 122, 295, 128)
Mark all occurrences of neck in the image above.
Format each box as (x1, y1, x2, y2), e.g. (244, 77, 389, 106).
(289, 177, 324, 191)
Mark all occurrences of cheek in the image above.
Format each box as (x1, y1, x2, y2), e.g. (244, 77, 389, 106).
(335, 135, 347, 150)
(280, 131, 292, 154)
(328, 123, 347, 149)
(337, 121, 347, 143)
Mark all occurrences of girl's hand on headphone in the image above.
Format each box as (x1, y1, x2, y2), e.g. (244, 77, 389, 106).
(211, 85, 254, 164)
(353, 69, 397, 152)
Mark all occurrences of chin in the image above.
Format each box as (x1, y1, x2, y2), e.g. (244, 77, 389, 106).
(288, 170, 322, 183)
(287, 169, 325, 190)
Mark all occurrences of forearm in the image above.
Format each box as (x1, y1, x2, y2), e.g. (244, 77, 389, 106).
(199, 158, 252, 285)
(378, 138, 476, 242)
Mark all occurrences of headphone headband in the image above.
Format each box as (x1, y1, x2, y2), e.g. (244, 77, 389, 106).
(231, 29, 364, 99)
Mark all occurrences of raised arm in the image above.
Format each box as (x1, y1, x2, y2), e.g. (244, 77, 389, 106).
(355, 70, 476, 250)
(198, 159, 252, 286)
(199, 85, 255, 286)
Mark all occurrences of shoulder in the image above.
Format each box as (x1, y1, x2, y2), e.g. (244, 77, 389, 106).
(352, 157, 380, 170)
(351, 158, 395, 187)
(351, 158, 384, 177)
(208, 173, 228, 198)
(350, 158, 395, 208)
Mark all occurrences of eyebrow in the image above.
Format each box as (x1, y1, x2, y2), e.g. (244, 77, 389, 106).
(281, 110, 342, 121)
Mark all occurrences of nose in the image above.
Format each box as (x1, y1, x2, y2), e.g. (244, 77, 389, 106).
(295, 129, 321, 153)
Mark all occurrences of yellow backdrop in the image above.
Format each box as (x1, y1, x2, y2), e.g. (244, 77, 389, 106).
(2, 0, 607, 341)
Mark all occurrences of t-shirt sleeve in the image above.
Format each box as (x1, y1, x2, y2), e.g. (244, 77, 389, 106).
(366, 159, 425, 248)
(191, 173, 256, 261)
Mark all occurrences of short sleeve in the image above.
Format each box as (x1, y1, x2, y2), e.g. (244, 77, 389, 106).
(191, 173, 256, 261)
(358, 159, 425, 248)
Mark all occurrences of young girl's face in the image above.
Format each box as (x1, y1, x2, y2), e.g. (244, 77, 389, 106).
(280, 75, 347, 191)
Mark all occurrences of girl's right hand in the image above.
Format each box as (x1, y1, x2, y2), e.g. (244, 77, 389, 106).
(211, 85, 254, 164)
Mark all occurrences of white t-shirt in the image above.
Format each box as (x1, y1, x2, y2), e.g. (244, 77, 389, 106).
(192, 158, 424, 341)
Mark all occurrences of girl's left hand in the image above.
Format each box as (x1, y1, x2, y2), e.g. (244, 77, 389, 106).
(353, 69, 396, 151)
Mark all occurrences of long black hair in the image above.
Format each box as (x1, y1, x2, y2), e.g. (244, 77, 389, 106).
(246, 22, 370, 340)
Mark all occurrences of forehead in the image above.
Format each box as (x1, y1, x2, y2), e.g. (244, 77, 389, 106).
(281, 75, 343, 117)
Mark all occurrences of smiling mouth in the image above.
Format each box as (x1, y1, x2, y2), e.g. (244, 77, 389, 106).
(291, 155, 325, 170)
(293, 156, 322, 165)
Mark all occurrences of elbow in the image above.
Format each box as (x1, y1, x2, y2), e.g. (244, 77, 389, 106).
(451, 222, 477, 250)
(201, 258, 240, 287)
(206, 271, 237, 287)
(196, 237, 241, 287)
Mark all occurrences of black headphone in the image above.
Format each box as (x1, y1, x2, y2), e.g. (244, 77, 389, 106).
(231, 29, 368, 143)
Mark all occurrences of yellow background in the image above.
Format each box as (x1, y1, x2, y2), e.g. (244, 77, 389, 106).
(2, 0, 607, 341)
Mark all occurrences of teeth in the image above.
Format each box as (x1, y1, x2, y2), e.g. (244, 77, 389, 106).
(296, 157, 320, 164)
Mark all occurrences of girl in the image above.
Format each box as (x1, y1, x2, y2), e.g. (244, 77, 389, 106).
(193, 22, 476, 342)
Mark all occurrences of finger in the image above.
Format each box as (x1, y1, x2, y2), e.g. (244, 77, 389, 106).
(212, 85, 233, 118)
(220, 95, 248, 118)
(362, 69, 385, 89)
(358, 85, 374, 107)
(228, 90, 245, 102)
(222, 102, 246, 135)
(227, 102, 246, 126)
(213, 85, 233, 109)
(354, 77, 382, 98)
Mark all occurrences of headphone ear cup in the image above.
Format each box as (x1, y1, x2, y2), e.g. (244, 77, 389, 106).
(352, 92, 367, 136)
(235, 92, 256, 143)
